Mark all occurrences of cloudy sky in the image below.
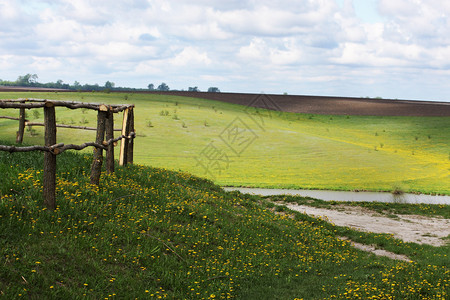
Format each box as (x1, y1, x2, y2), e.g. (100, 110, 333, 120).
(1, 0, 450, 101)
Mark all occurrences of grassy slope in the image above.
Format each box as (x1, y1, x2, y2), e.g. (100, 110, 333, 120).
(0, 91, 449, 194)
(0, 149, 448, 299)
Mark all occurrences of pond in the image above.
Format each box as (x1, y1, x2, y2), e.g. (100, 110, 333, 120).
(222, 187, 450, 205)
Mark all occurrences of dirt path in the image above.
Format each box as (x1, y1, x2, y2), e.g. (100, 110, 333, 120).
(285, 204, 450, 247)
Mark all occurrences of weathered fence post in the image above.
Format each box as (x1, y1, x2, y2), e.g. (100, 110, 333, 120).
(105, 107, 115, 174)
(16, 106, 26, 144)
(1, 99, 136, 206)
(90, 105, 107, 185)
(43, 102, 57, 210)
(119, 108, 130, 166)
(127, 107, 134, 165)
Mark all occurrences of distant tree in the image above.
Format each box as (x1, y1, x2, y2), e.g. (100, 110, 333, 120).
(0, 79, 14, 86)
(148, 83, 155, 90)
(207, 87, 220, 93)
(55, 79, 64, 88)
(73, 81, 82, 89)
(30, 74, 39, 85)
(188, 86, 200, 92)
(16, 74, 38, 86)
(82, 83, 101, 91)
(157, 82, 170, 91)
(105, 81, 115, 89)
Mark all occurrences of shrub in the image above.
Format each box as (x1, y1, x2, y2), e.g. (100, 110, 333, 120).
(32, 110, 40, 119)
(80, 117, 88, 124)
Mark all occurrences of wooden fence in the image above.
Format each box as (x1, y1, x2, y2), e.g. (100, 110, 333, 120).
(0, 98, 136, 210)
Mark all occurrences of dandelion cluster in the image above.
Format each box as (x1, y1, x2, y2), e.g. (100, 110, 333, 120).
(0, 150, 448, 299)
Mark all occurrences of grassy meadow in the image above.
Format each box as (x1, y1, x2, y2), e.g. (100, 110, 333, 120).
(0, 91, 449, 194)
(1, 149, 448, 299)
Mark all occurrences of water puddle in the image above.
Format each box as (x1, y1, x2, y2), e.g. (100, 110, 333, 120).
(223, 187, 450, 205)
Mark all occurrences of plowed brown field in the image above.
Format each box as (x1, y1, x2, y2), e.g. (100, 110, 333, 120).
(1, 87, 449, 116)
(149, 91, 450, 116)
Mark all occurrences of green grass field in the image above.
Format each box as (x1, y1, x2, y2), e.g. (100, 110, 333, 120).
(1, 91, 449, 194)
(1, 149, 448, 299)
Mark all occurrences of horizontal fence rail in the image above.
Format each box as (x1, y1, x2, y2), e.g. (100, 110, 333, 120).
(0, 98, 136, 210)
(0, 98, 131, 113)
(0, 133, 135, 154)
(0, 116, 23, 121)
(24, 122, 122, 132)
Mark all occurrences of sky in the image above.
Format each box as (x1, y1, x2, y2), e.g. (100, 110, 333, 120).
(1, 0, 450, 101)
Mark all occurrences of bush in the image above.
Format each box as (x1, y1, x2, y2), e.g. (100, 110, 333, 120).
(32, 110, 40, 119)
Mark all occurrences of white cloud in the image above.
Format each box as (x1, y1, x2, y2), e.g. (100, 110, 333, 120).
(270, 47, 303, 66)
(0, 1, 21, 22)
(238, 38, 268, 61)
(181, 21, 233, 40)
(30, 56, 64, 71)
(200, 74, 229, 83)
(215, 2, 340, 38)
(378, 0, 450, 45)
(0, 0, 450, 101)
(170, 47, 211, 66)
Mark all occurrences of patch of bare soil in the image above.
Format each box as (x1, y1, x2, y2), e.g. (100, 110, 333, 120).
(285, 204, 450, 247)
(0, 86, 68, 92)
(148, 91, 450, 117)
(338, 237, 411, 262)
(2, 89, 449, 116)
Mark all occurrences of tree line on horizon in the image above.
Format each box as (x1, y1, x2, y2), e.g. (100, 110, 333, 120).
(0, 74, 221, 93)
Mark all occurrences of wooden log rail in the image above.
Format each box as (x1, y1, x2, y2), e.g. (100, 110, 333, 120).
(0, 98, 136, 210)
(24, 122, 122, 132)
(0, 133, 135, 154)
(0, 116, 25, 121)
(0, 98, 132, 113)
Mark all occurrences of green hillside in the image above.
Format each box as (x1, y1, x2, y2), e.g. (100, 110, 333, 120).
(1, 92, 449, 194)
(1, 148, 448, 299)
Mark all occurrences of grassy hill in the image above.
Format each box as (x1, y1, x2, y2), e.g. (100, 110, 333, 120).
(1, 148, 449, 299)
(0, 91, 449, 195)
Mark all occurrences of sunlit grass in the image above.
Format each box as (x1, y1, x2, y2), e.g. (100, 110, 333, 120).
(0, 148, 448, 299)
(1, 91, 449, 195)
